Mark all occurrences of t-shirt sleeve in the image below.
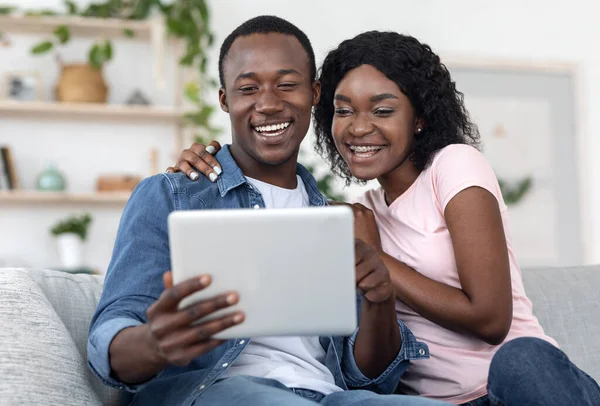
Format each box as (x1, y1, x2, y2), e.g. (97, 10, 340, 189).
(432, 144, 506, 213)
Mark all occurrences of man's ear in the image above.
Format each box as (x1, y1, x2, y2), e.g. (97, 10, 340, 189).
(219, 88, 229, 113)
(312, 80, 321, 105)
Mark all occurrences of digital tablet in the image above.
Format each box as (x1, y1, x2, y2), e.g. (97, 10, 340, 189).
(168, 206, 357, 339)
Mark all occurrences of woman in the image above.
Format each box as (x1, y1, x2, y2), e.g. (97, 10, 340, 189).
(167, 31, 599, 406)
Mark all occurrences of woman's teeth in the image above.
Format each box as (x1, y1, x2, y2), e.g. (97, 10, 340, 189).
(349, 145, 383, 157)
(254, 122, 291, 137)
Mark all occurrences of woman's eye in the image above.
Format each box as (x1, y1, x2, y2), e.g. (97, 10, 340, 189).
(335, 108, 352, 115)
(374, 108, 394, 115)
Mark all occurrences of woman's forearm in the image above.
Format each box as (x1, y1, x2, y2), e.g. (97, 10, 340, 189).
(381, 253, 509, 345)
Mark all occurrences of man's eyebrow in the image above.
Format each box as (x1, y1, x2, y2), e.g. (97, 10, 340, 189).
(277, 69, 302, 76)
(334, 94, 351, 103)
(235, 72, 258, 81)
(234, 69, 303, 82)
(370, 93, 399, 102)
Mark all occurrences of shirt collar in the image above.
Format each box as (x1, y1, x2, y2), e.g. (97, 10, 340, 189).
(216, 144, 328, 207)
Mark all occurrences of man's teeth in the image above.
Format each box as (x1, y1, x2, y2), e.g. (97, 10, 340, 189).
(254, 122, 291, 133)
(349, 145, 383, 153)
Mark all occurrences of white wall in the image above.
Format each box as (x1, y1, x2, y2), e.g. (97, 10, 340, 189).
(1, 0, 599, 271)
(0, 0, 179, 271)
(207, 0, 600, 266)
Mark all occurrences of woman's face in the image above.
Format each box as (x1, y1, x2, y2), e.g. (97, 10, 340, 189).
(331, 64, 421, 181)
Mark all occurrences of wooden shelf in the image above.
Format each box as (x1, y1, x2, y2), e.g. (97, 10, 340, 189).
(0, 15, 154, 40)
(0, 101, 184, 123)
(0, 191, 131, 204)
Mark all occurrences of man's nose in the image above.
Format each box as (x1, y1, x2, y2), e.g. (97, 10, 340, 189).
(255, 90, 285, 115)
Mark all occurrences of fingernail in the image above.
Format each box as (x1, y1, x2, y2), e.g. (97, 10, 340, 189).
(206, 145, 216, 154)
(199, 275, 210, 286)
(190, 172, 199, 181)
(213, 166, 222, 175)
(209, 172, 218, 182)
(233, 313, 244, 323)
(226, 293, 238, 305)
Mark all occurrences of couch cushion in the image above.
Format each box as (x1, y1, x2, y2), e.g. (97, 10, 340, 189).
(522, 265, 600, 382)
(0, 268, 120, 406)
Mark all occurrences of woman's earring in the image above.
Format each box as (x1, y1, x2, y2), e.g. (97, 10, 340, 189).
(416, 127, 422, 134)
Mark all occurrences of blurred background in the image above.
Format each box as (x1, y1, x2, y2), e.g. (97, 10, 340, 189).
(0, 0, 596, 273)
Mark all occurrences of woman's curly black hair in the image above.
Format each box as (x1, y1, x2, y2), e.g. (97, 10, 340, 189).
(313, 31, 480, 185)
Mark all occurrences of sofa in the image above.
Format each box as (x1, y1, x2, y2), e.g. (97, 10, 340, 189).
(1, 266, 599, 406)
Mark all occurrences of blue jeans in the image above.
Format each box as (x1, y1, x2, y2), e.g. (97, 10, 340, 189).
(194, 375, 448, 405)
(462, 337, 600, 405)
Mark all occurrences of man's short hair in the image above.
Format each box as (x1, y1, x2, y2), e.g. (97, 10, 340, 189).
(218, 15, 317, 88)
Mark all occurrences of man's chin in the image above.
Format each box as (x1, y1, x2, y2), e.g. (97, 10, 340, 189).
(255, 149, 298, 166)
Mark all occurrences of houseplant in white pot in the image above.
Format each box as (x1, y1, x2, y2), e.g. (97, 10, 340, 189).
(50, 213, 92, 270)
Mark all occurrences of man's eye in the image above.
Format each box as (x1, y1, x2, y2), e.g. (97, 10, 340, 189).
(279, 83, 298, 90)
(240, 86, 257, 93)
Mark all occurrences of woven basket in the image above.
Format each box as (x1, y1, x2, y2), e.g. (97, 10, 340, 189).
(55, 63, 108, 103)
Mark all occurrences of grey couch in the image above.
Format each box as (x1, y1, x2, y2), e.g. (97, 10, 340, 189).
(0, 266, 599, 406)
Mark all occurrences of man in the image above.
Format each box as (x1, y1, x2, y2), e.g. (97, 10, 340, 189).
(88, 16, 445, 406)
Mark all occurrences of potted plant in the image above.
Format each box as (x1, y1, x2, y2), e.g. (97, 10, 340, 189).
(0, 0, 221, 139)
(50, 213, 92, 269)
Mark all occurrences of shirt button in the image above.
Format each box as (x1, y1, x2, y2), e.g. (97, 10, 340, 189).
(419, 348, 426, 356)
(239, 340, 245, 345)
(198, 384, 205, 390)
(253, 204, 260, 209)
(222, 363, 229, 367)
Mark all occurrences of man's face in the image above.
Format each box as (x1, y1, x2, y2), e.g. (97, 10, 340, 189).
(219, 33, 320, 167)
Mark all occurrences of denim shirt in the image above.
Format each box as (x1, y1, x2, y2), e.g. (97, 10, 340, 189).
(87, 145, 429, 406)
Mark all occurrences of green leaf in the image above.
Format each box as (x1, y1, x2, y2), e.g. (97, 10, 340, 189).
(0, 6, 15, 15)
(31, 41, 54, 55)
(88, 40, 113, 69)
(159, 3, 174, 14)
(198, 0, 210, 25)
(498, 177, 532, 205)
(104, 40, 113, 60)
(88, 44, 103, 69)
(184, 82, 201, 103)
(25, 9, 58, 16)
(179, 50, 198, 66)
(53, 25, 71, 44)
(131, 0, 153, 20)
(64, 0, 78, 15)
(50, 213, 92, 240)
(83, 4, 111, 18)
(184, 105, 215, 126)
(208, 125, 223, 135)
(167, 19, 186, 36)
(123, 28, 135, 38)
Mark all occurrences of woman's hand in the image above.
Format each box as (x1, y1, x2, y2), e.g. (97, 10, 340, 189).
(166, 141, 223, 182)
(330, 201, 382, 252)
(354, 239, 394, 304)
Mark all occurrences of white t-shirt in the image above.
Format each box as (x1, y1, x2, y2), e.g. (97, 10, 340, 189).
(220, 175, 342, 395)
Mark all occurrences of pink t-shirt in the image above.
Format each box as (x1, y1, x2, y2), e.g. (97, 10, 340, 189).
(356, 144, 557, 404)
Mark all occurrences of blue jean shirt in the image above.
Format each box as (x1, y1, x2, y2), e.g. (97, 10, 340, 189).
(87, 145, 429, 405)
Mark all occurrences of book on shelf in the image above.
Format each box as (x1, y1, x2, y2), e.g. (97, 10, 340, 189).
(0, 146, 19, 191)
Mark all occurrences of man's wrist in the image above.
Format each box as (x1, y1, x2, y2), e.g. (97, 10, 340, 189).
(109, 324, 168, 385)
